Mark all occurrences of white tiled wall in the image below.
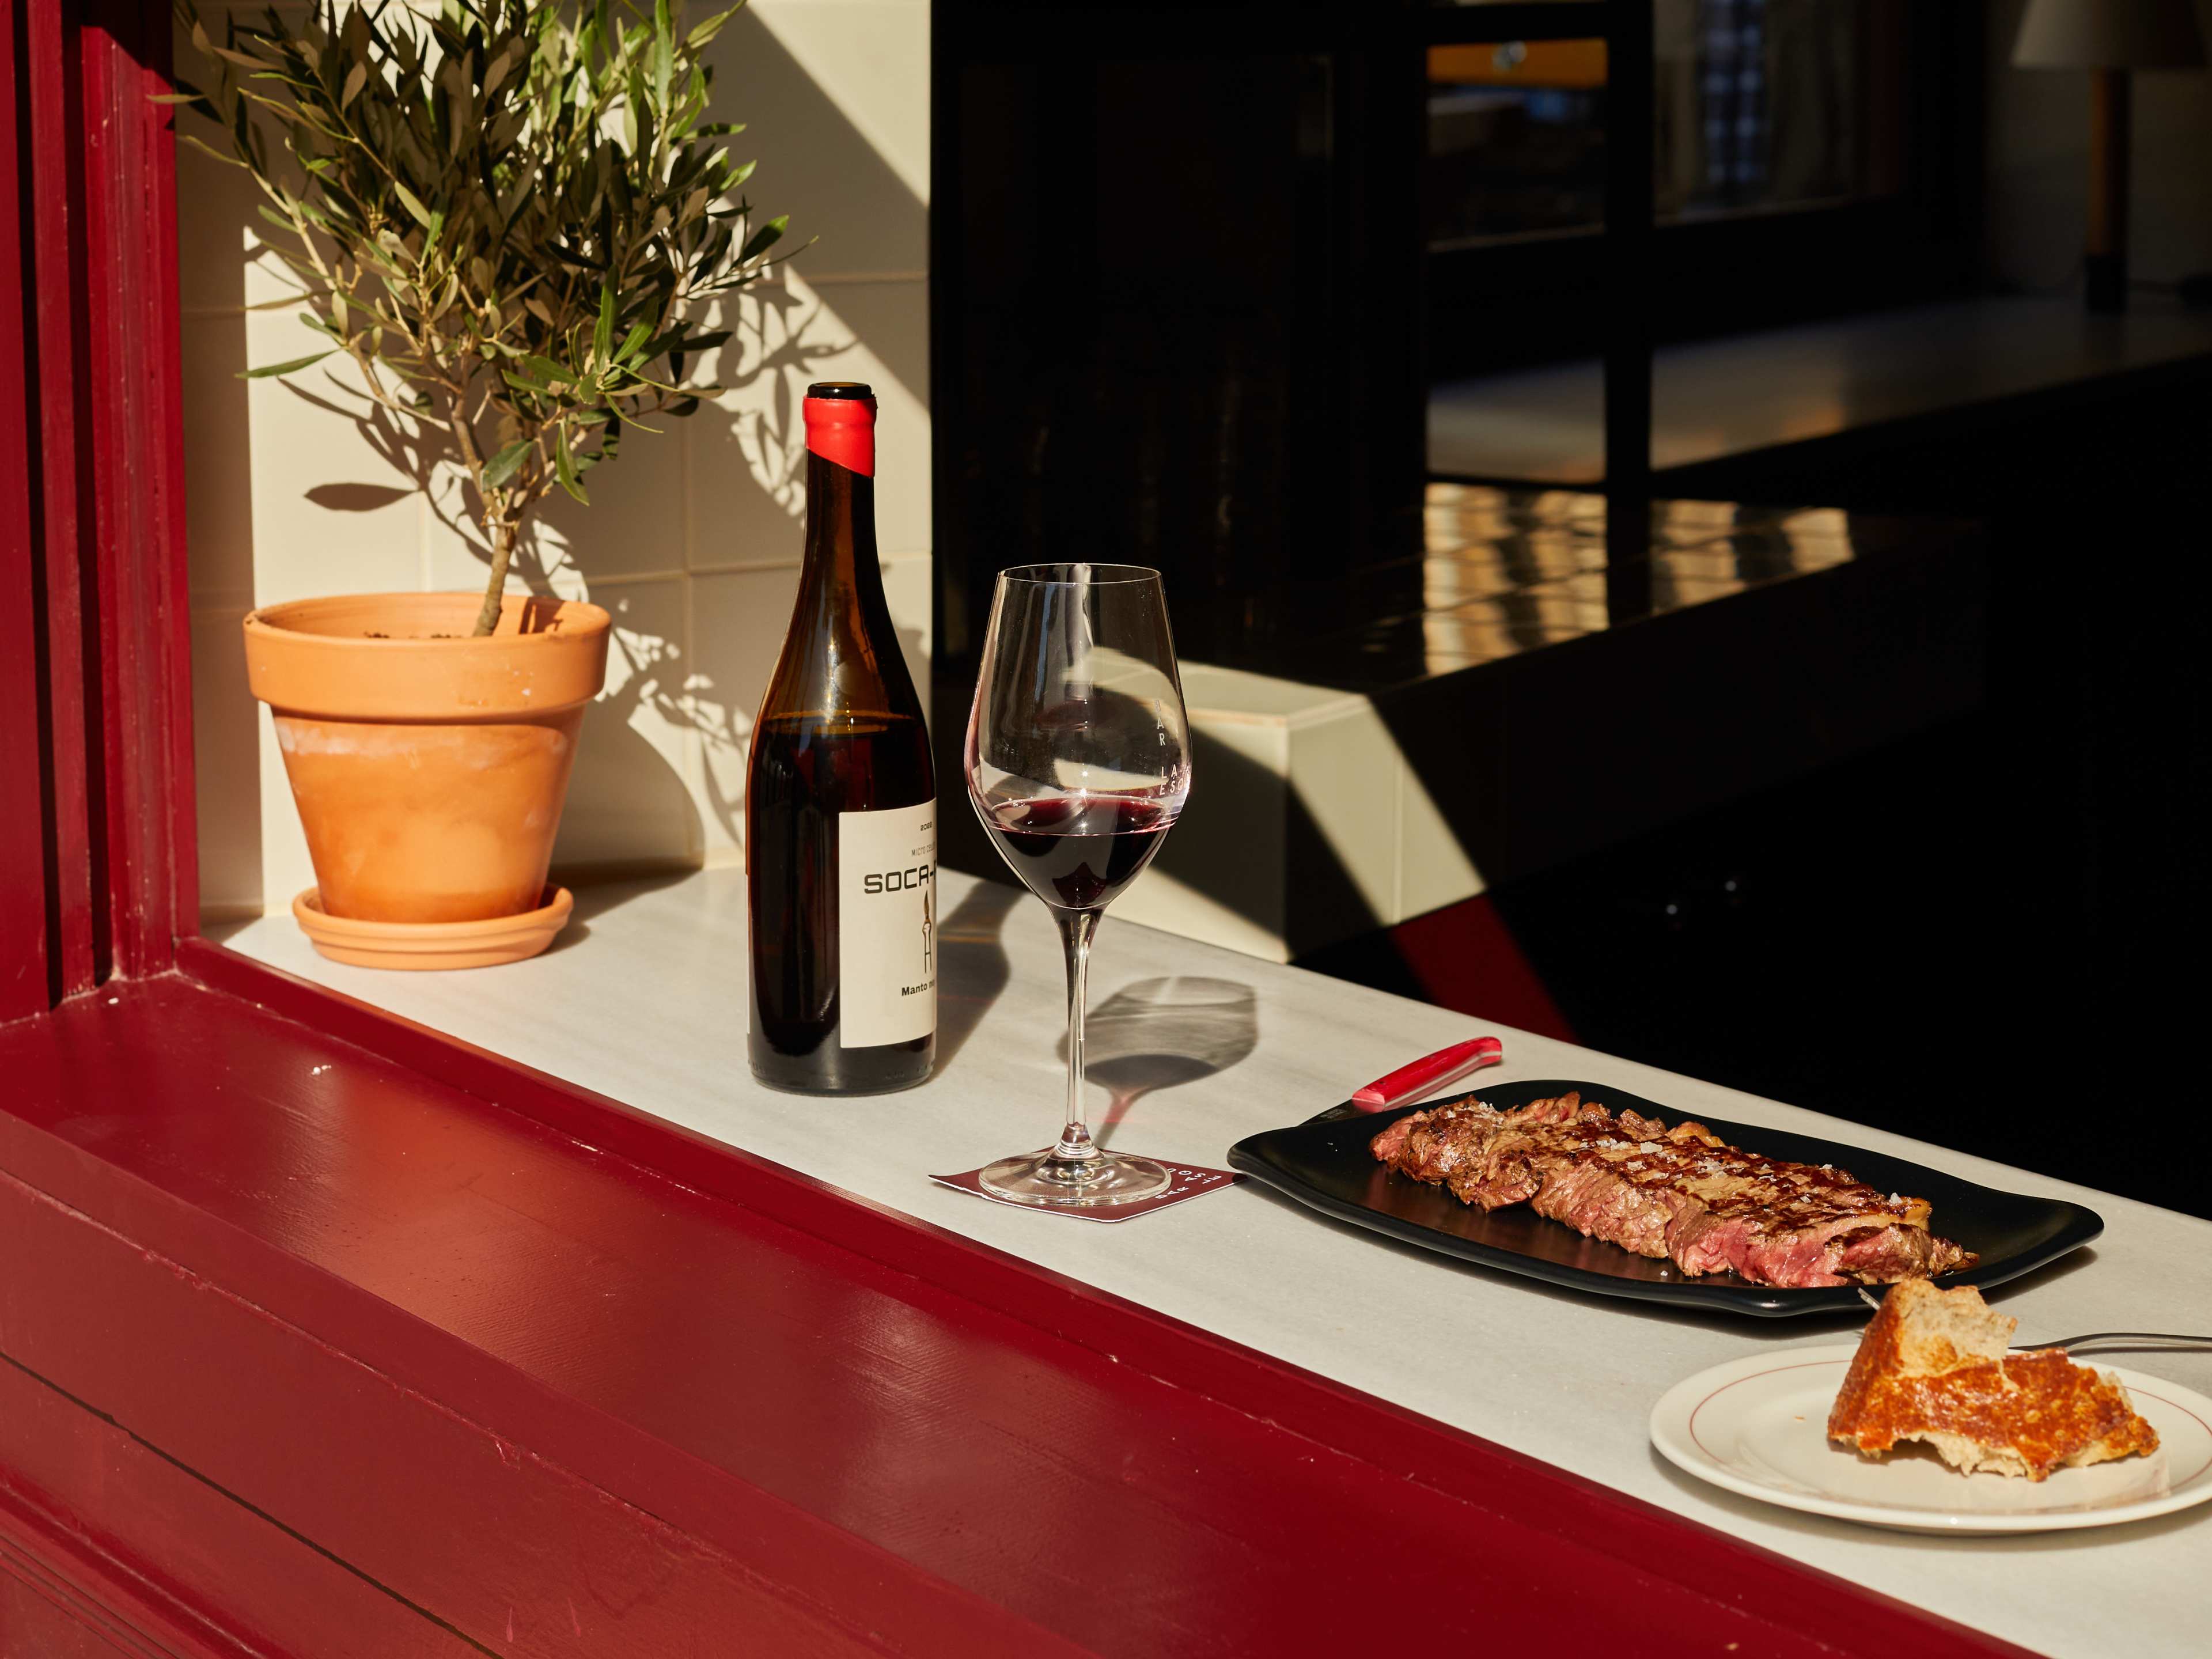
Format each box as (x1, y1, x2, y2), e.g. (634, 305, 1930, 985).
(180, 0, 933, 917)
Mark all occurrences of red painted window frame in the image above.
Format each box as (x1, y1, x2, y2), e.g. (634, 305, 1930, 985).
(0, 7, 2036, 1656)
(2, 0, 194, 1021)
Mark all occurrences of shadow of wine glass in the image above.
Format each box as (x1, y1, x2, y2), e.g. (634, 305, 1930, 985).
(1065, 977, 1260, 1147)
(935, 878, 1021, 1071)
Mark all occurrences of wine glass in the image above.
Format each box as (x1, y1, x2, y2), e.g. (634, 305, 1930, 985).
(964, 564, 1192, 1206)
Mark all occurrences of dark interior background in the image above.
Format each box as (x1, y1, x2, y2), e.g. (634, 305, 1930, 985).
(931, 8, 1427, 685)
(930, 0, 2211, 1219)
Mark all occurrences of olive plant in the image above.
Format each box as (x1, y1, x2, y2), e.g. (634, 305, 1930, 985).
(175, 0, 789, 635)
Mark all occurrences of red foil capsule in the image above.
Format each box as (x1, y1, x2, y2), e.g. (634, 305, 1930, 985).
(802, 384, 876, 477)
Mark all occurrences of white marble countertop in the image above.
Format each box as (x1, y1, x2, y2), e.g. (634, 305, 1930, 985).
(220, 868, 2212, 1659)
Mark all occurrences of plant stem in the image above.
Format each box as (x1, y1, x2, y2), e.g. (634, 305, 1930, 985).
(449, 377, 514, 639)
(474, 513, 516, 637)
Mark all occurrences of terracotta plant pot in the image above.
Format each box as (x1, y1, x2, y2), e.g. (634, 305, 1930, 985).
(243, 593, 611, 961)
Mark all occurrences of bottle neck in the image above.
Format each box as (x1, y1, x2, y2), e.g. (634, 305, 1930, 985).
(793, 450, 903, 698)
(756, 386, 922, 733)
(803, 452, 879, 586)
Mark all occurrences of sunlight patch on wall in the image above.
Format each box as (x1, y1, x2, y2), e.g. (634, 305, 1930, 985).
(752, 0, 930, 207)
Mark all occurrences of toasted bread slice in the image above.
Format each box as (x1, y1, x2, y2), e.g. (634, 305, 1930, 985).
(1827, 1278, 2160, 1481)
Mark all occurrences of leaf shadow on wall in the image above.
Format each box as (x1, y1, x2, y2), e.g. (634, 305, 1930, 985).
(256, 2, 930, 874)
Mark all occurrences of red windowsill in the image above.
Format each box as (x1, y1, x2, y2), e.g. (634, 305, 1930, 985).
(0, 944, 2032, 1658)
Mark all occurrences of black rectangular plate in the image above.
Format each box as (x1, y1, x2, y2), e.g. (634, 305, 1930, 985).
(1225, 1078, 2103, 1316)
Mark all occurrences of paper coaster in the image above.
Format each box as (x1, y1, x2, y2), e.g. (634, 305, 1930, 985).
(930, 1157, 1240, 1223)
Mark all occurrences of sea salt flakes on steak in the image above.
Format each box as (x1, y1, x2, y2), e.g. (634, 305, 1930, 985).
(1369, 1092, 1976, 1290)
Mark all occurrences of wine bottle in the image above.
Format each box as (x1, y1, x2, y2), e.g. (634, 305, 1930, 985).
(745, 382, 936, 1093)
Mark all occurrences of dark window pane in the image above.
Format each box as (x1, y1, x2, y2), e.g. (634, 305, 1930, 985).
(1425, 3, 1904, 249)
(1656, 0, 1896, 220)
(1426, 40, 1609, 247)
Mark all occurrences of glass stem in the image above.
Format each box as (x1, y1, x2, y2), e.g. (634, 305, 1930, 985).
(1051, 908, 1100, 1166)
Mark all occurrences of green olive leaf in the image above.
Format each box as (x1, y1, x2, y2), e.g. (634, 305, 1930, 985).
(738, 213, 785, 262)
(481, 437, 535, 488)
(554, 423, 589, 504)
(238, 350, 336, 379)
(392, 180, 435, 229)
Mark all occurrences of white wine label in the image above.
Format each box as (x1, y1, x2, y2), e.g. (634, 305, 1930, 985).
(838, 799, 937, 1048)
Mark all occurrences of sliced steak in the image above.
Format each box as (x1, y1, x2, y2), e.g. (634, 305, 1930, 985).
(1369, 1092, 1976, 1289)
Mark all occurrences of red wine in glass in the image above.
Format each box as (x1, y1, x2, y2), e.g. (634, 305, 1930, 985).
(980, 793, 1173, 912)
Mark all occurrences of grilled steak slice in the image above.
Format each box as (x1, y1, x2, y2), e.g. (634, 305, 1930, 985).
(1369, 1093, 1975, 1289)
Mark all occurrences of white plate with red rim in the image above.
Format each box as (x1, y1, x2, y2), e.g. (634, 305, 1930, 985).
(1650, 1344, 2212, 1533)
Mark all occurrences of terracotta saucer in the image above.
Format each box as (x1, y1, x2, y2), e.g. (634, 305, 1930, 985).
(291, 885, 574, 971)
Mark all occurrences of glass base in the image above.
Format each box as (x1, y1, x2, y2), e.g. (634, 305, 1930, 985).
(978, 1147, 1171, 1208)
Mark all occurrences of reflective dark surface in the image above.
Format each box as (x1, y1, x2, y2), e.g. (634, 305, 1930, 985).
(1202, 484, 1873, 694)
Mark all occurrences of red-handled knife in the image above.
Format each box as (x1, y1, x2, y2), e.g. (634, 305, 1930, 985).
(1349, 1035, 1503, 1112)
